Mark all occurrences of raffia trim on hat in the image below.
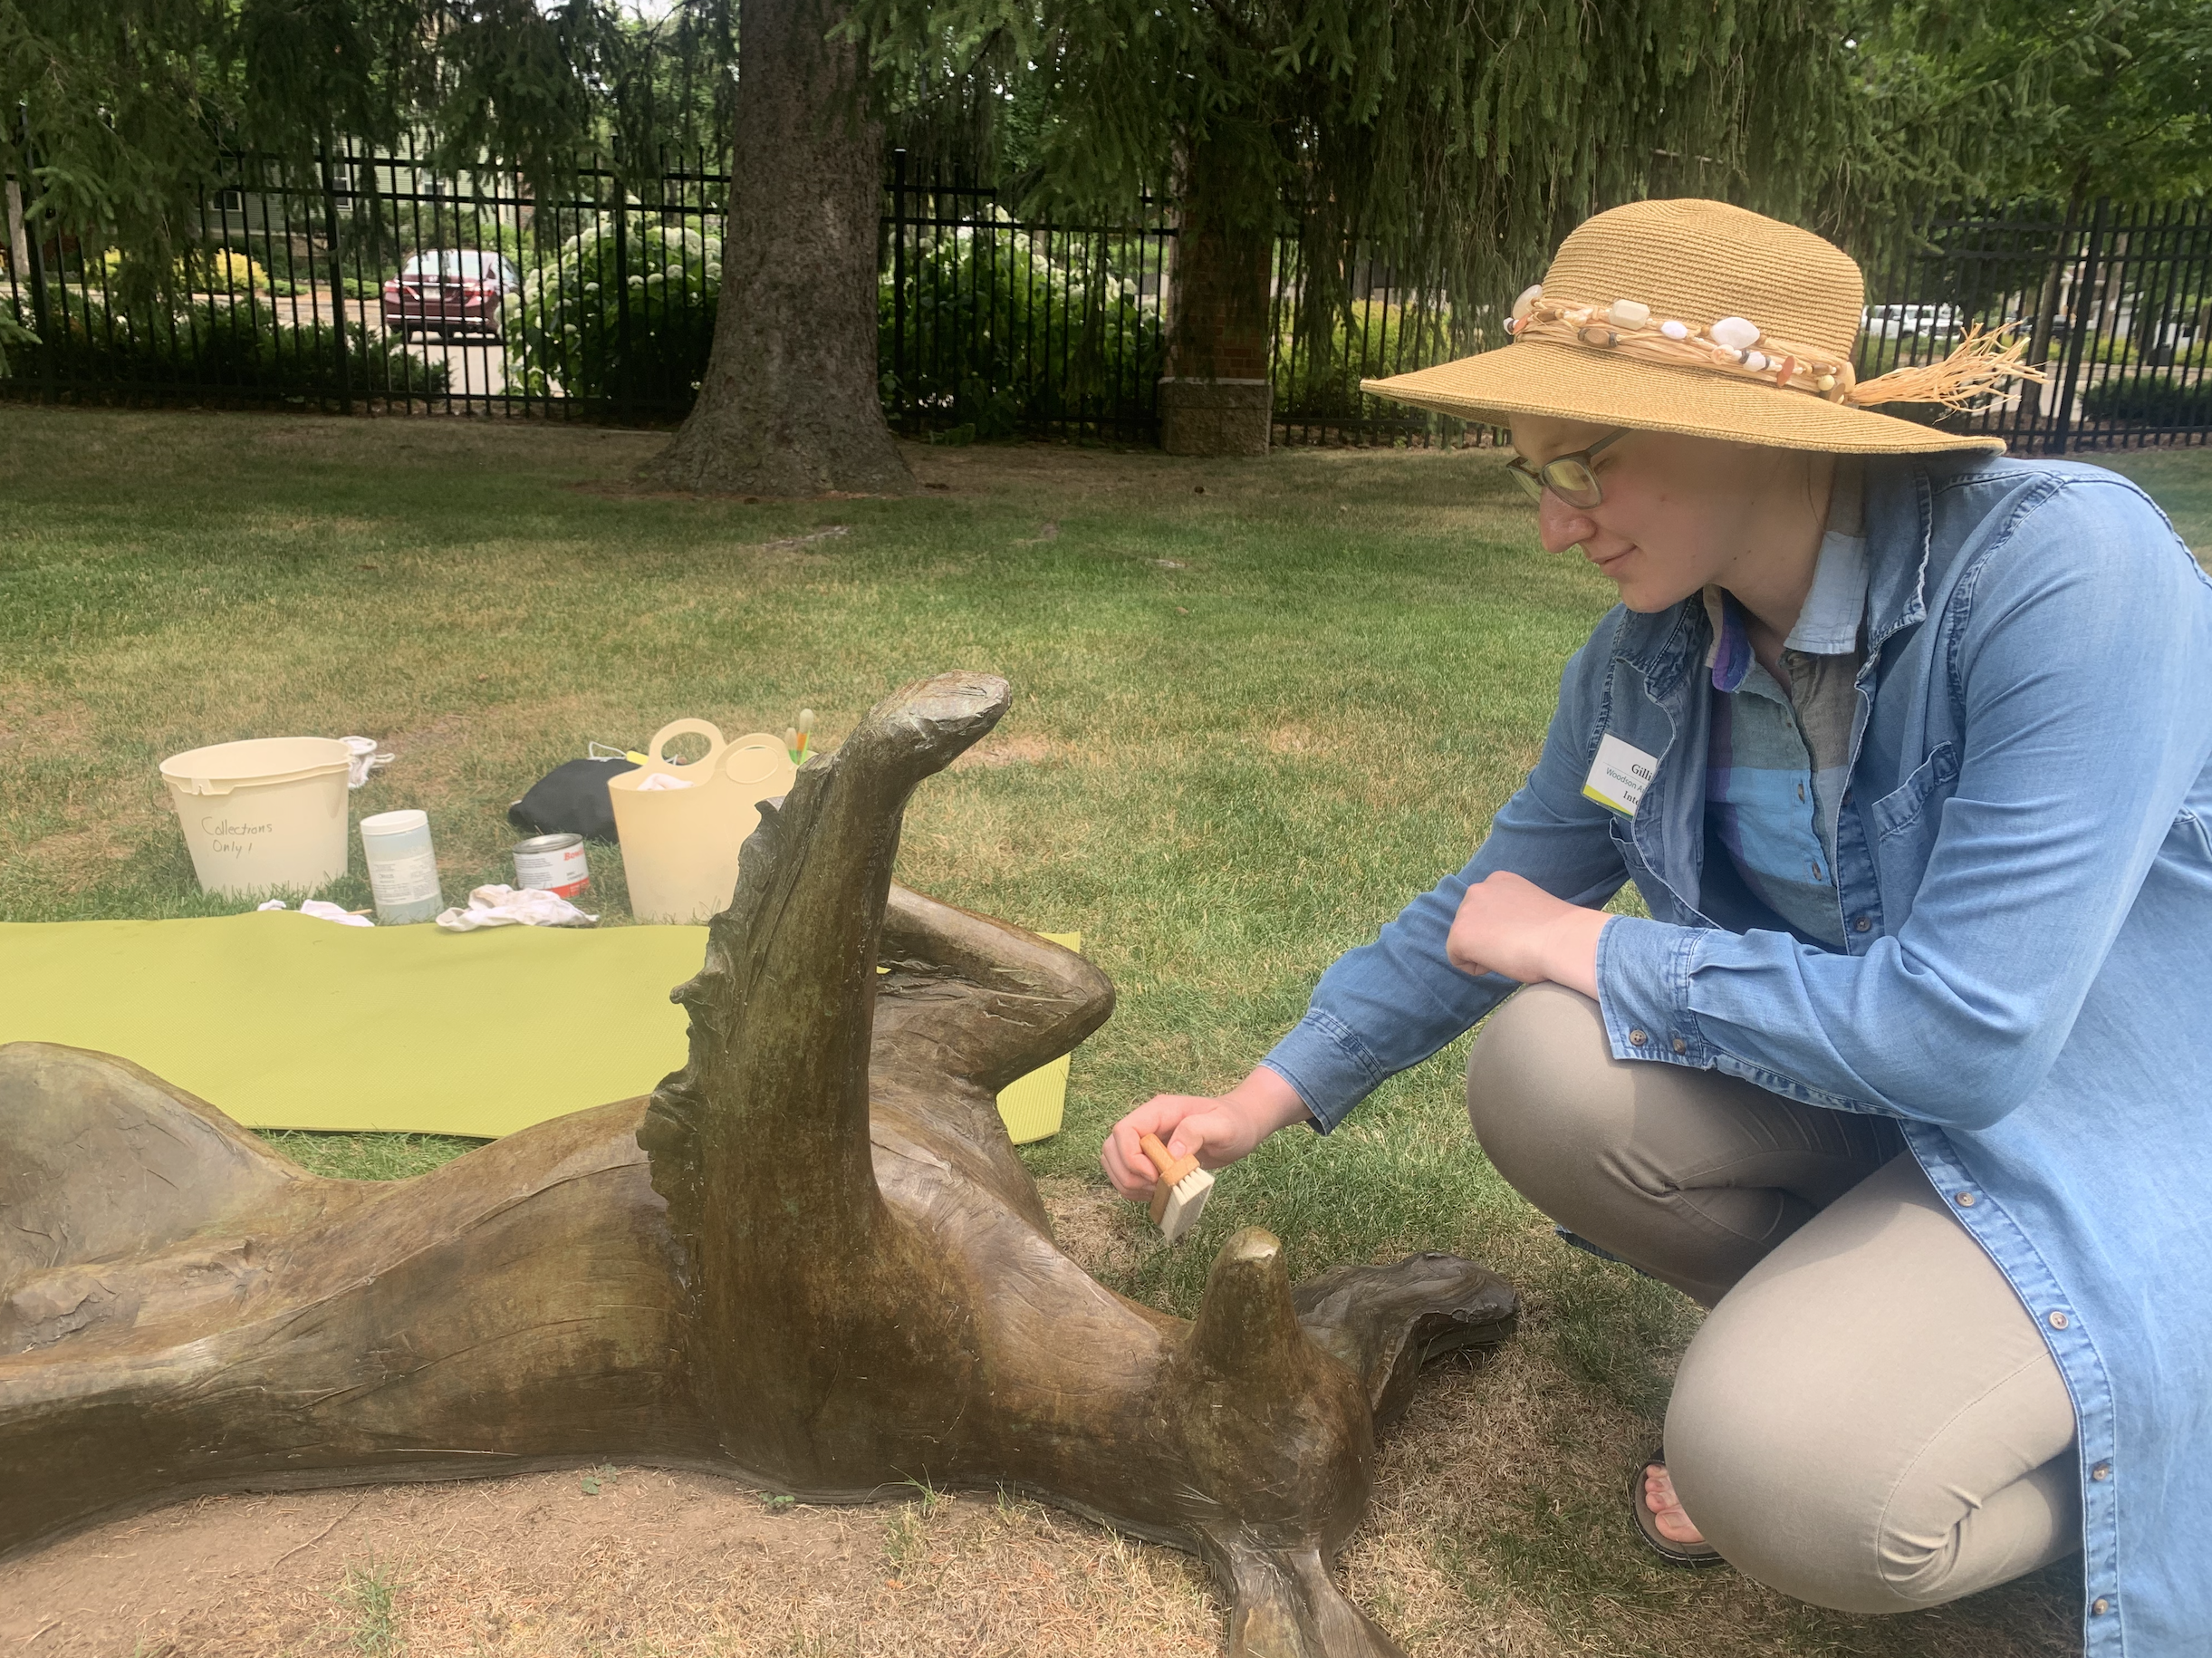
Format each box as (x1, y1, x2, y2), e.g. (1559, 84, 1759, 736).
(1850, 327, 2049, 411)
(1506, 297, 2048, 412)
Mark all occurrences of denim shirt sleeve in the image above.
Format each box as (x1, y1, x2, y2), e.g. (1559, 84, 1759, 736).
(1599, 482, 2212, 1128)
(1262, 622, 1633, 1129)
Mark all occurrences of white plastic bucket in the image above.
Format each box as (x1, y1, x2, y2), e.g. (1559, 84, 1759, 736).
(160, 737, 353, 898)
(608, 719, 797, 923)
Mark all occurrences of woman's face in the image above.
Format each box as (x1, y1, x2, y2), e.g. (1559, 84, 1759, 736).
(1507, 416, 1813, 613)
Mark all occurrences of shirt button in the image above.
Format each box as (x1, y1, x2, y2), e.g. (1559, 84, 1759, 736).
(1810, 861, 1825, 881)
(1955, 1191, 1977, 1208)
(1795, 783, 1805, 802)
(2048, 1310, 2071, 1330)
(2092, 1461, 2111, 1481)
(1629, 1028, 1649, 1046)
(2092, 1598, 2111, 1615)
(1853, 916, 1872, 933)
(1671, 1036, 1688, 1054)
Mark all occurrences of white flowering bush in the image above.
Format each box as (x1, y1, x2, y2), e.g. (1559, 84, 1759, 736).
(503, 217, 719, 408)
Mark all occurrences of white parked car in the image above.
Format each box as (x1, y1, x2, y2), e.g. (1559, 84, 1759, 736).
(1861, 304, 1962, 342)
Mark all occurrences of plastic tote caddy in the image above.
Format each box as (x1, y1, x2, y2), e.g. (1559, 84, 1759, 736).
(609, 719, 798, 923)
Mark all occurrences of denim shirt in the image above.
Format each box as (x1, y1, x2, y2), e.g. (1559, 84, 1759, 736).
(1262, 455, 2212, 1655)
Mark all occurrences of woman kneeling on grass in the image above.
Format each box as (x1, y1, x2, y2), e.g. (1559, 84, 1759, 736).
(1103, 199, 2212, 1653)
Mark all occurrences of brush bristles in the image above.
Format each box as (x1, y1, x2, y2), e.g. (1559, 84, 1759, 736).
(1157, 1167, 1216, 1244)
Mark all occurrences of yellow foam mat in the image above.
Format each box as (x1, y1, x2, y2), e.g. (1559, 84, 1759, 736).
(0, 913, 1081, 1142)
(990, 928, 1080, 1144)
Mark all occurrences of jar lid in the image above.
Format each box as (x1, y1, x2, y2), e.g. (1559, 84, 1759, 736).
(360, 809, 429, 834)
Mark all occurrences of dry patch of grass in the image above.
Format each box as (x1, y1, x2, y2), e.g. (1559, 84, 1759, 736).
(951, 732, 1062, 769)
(1037, 1171, 1154, 1279)
(0, 1471, 1219, 1658)
(0, 1337, 2080, 1658)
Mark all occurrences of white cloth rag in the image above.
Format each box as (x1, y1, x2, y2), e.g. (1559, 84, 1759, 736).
(435, 884, 598, 933)
(341, 736, 395, 789)
(634, 772, 694, 791)
(258, 899, 375, 928)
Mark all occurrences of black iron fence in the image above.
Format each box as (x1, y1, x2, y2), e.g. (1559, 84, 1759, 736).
(1846, 198, 2212, 451)
(3, 140, 2207, 452)
(0, 139, 724, 421)
(881, 153, 1173, 443)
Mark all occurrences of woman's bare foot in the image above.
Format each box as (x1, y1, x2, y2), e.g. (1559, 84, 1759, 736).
(1643, 1462, 1707, 1547)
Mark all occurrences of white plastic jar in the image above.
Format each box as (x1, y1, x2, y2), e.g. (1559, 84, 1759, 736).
(359, 809, 444, 924)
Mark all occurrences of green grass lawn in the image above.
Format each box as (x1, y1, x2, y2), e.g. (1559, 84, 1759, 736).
(2098, 445, 2212, 557)
(5, 405, 2203, 1656)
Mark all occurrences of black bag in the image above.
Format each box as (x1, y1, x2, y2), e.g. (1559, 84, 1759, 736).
(507, 757, 639, 843)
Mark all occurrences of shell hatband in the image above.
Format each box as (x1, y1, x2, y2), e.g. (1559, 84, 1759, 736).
(1502, 293, 2048, 412)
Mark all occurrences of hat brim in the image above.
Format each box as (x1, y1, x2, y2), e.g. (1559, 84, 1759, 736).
(1365, 340, 2005, 454)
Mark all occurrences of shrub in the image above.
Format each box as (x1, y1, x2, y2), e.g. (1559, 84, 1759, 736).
(2053, 331, 2140, 369)
(503, 217, 719, 409)
(1274, 299, 1453, 419)
(187, 247, 272, 294)
(3, 287, 447, 400)
(879, 225, 1164, 437)
(2079, 377, 2212, 427)
(99, 245, 274, 296)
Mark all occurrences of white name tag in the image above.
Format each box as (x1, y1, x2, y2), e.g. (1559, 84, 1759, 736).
(1582, 733, 1659, 816)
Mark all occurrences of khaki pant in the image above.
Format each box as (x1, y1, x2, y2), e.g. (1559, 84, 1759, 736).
(1464, 983, 2081, 1612)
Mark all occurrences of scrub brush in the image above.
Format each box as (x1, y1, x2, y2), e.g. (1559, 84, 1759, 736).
(1139, 1132, 1217, 1244)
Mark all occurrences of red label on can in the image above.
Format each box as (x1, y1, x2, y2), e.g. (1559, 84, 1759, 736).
(514, 835, 590, 899)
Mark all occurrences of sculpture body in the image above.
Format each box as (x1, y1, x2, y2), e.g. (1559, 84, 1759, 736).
(0, 672, 1515, 1657)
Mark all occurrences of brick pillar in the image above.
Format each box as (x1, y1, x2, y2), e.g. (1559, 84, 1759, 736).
(1159, 146, 1274, 457)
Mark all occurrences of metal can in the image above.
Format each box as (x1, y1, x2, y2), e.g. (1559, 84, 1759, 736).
(512, 832, 590, 899)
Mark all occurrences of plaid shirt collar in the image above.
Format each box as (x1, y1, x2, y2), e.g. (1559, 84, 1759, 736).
(1702, 459, 1869, 692)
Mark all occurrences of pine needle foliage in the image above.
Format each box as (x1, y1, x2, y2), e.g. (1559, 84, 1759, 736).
(1839, 0, 2212, 216)
(853, 0, 1864, 360)
(0, 0, 733, 313)
(7, 0, 2205, 395)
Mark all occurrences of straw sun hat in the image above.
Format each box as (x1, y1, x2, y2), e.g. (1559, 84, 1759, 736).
(1364, 198, 2044, 454)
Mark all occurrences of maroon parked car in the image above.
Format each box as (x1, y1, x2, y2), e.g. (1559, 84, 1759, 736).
(381, 250, 521, 341)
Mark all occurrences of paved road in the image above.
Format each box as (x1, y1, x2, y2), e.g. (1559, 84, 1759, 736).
(217, 288, 513, 397)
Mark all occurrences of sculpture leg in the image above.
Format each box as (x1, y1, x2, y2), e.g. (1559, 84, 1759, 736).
(1199, 1535, 1408, 1658)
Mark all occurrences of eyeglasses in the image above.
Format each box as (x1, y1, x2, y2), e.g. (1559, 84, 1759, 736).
(1504, 429, 1628, 509)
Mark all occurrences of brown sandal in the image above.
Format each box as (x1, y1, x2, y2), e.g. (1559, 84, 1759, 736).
(1630, 1448, 1726, 1567)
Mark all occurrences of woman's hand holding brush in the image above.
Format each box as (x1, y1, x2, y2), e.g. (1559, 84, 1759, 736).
(1101, 1067, 1313, 1201)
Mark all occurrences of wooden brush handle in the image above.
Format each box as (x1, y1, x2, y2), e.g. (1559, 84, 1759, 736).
(1139, 1132, 1199, 1189)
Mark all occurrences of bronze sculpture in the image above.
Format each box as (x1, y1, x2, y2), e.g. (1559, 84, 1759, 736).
(0, 671, 1515, 1657)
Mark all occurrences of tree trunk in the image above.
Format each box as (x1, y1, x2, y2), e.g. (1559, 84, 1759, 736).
(2, 671, 1517, 1658)
(1159, 129, 1275, 457)
(642, 0, 911, 496)
(4, 177, 29, 291)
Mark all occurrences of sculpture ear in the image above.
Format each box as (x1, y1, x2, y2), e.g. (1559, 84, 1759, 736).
(1182, 1227, 1320, 1384)
(1169, 1229, 1378, 1543)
